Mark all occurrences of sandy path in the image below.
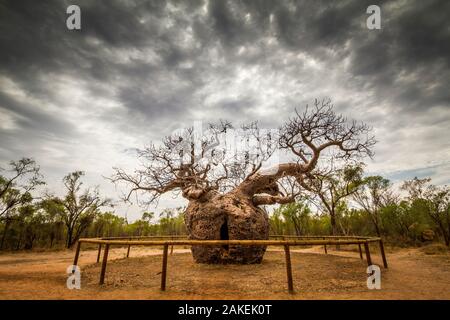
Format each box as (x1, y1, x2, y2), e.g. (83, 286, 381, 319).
(0, 245, 448, 299)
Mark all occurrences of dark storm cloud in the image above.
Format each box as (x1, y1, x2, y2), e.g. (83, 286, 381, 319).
(2, 0, 448, 122)
(203, 0, 450, 113)
(346, 1, 450, 111)
(0, 1, 448, 110)
(0, 0, 449, 218)
(0, 91, 77, 137)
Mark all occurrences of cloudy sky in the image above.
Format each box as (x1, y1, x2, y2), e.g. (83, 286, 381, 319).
(0, 0, 449, 221)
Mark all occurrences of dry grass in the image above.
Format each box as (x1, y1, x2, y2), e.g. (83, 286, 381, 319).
(419, 243, 450, 255)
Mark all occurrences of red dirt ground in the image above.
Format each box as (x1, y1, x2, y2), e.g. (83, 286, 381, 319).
(0, 245, 449, 299)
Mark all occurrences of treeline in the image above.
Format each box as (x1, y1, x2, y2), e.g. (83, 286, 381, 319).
(0, 209, 186, 251)
(0, 158, 186, 250)
(1, 158, 449, 250)
(269, 170, 450, 247)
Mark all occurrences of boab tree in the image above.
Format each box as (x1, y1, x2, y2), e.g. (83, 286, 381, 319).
(112, 99, 375, 264)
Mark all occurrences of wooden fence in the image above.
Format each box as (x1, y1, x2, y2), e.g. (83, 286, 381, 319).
(72, 235, 388, 294)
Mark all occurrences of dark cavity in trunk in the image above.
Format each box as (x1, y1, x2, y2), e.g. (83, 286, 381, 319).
(220, 218, 229, 251)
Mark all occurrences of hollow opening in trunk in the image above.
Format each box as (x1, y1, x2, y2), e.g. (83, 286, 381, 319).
(220, 218, 229, 251)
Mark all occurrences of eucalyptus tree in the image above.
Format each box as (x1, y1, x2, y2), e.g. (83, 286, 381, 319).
(402, 178, 450, 246)
(353, 176, 397, 236)
(44, 171, 110, 248)
(299, 163, 365, 236)
(0, 158, 44, 220)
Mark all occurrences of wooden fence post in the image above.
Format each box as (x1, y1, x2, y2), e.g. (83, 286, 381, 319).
(126, 245, 131, 258)
(358, 244, 363, 259)
(284, 245, 294, 294)
(161, 244, 169, 291)
(73, 241, 81, 269)
(99, 244, 110, 285)
(364, 242, 372, 266)
(96, 244, 102, 263)
(379, 239, 388, 268)
(324, 245, 328, 254)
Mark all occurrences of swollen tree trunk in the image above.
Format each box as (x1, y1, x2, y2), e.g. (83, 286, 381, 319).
(185, 190, 269, 264)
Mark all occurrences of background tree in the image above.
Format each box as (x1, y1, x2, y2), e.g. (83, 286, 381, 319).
(45, 171, 110, 248)
(90, 212, 127, 238)
(38, 201, 65, 248)
(353, 176, 396, 236)
(0, 158, 44, 220)
(0, 158, 44, 249)
(402, 178, 450, 246)
(268, 209, 285, 235)
(300, 163, 365, 235)
(276, 202, 311, 236)
(142, 211, 155, 223)
(22, 207, 45, 250)
(158, 208, 186, 235)
(380, 200, 427, 243)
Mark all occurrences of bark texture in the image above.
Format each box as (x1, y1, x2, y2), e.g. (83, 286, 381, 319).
(185, 191, 268, 263)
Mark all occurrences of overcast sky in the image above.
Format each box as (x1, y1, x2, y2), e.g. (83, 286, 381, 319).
(0, 0, 449, 221)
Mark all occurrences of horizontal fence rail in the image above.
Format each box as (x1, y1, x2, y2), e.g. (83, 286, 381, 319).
(99, 234, 376, 240)
(72, 235, 388, 294)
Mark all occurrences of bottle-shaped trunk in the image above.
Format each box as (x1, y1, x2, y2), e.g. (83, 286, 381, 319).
(184, 192, 269, 264)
